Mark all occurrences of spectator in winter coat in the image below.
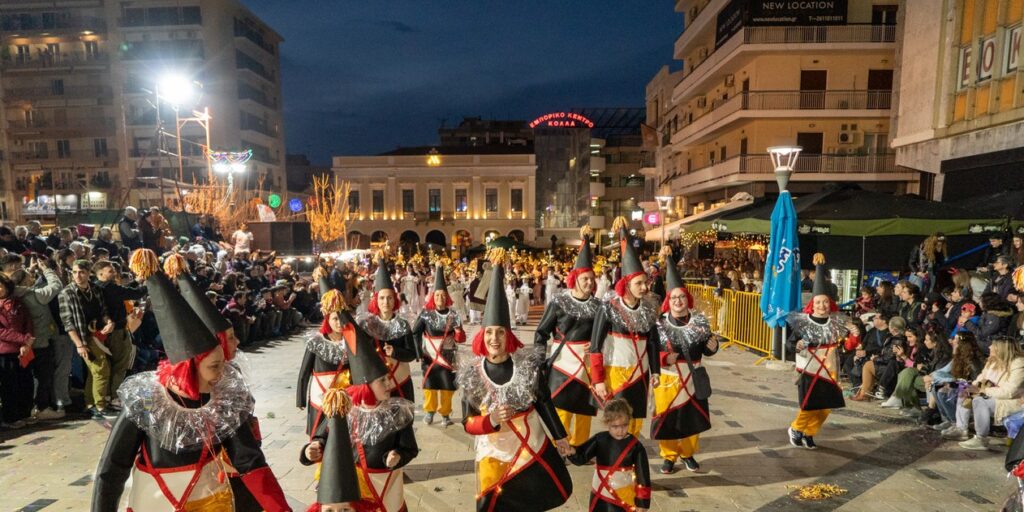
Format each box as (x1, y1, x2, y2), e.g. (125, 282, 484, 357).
(11, 261, 63, 420)
(963, 293, 1015, 355)
(0, 273, 35, 427)
(117, 207, 141, 250)
(984, 256, 1016, 302)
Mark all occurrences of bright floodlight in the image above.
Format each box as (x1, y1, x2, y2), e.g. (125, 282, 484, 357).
(158, 73, 194, 106)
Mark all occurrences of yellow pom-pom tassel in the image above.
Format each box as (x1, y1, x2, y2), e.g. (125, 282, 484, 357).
(1013, 266, 1024, 292)
(579, 225, 593, 240)
(320, 289, 346, 315)
(659, 245, 673, 261)
(162, 252, 188, 279)
(321, 387, 352, 418)
(487, 247, 508, 266)
(812, 253, 826, 266)
(128, 249, 159, 280)
(610, 216, 628, 235)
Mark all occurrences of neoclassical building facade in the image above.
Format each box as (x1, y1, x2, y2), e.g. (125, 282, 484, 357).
(332, 152, 537, 251)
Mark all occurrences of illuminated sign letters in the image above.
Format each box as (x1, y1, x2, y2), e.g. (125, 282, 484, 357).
(529, 112, 595, 129)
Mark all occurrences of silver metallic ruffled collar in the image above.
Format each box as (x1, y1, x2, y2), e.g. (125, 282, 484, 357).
(604, 295, 659, 333)
(456, 345, 545, 413)
(551, 290, 601, 320)
(358, 313, 411, 340)
(118, 365, 254, 453)
(420, 309, 462, 332)
(786, 311, 850, 346)
(348, 397, 415, 447)
(658, 312, 711, 351)
(305, 333, 348, 365)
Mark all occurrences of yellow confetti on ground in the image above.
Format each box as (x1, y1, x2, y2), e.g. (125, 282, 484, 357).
(786, 483, 849, 501)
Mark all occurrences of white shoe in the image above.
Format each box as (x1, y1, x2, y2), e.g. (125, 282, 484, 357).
(34, 408, 65, 421)
(929, 420, 951, 432)
(941, 427, 969, 441)
(879, 396, 901, 408)
(958, 435, 990, 451)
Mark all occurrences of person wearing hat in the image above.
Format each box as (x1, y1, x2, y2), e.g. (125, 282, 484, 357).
(459, 248, 574, 511)
(92, 249, 291, 512)
(535, 225, 602, 447)
(652, 248, 717, 475)
(359, 255, 417, 402)
(786, 253, 849, 450)
(590, 217, 662, 437)
(412, 263, 466, 427)
(296, 290, 356, 436)
(467, 258, 487, 325)
(301, 315, 418, 512)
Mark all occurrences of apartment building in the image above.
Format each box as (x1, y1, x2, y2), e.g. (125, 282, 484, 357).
(647, 0, 917, 216)
(0, 0, 284, 220)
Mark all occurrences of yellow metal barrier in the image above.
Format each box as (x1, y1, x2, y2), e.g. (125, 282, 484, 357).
(685, 284, 773, 359)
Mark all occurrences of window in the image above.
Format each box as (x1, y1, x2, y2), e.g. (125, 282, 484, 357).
(51, 79, 64, 95)
(428, 189, 441, 219)
(47, 43, 60, 56)
(485, 188, 498, 212)
(402, 189, 414, 213)
(84, 41, 99, 60)
(455, 188, 467, 212)
(510, 189, 523, 212)
(56, 140, 70, 158)
(348, 191, 359, 213)
(94, 138, 108, 157)
(720, 146, 726, 161)
(372, 190, 384, 213)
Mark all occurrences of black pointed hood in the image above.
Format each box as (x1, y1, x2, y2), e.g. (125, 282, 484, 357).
(319, 276, 331, 297)
(575, 225, 594, 270)
(619, 233, 644, 277)
(177, 274, 232, 334)
(663, 251, 683, 291)
(433, 264, 447, 292)
(812, 252, 829, 297)
(347, 324, 389, 385)
(316, 414, 361, 504)
(130, 249, 218, 364)
(373, 256, 394, 292)
(482, 249, 511, 328)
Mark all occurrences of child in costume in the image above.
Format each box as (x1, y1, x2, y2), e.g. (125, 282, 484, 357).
(569, 398, 652, 512)
(412, 263, 466, 427)
(297, 290, 355, 436)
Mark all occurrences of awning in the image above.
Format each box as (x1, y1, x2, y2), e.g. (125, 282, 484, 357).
(644, 192, 754, 242)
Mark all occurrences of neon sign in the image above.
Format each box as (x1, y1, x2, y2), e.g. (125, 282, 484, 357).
(529, 112, 595, 129)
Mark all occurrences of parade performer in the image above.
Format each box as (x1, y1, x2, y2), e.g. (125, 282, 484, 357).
(92, 249, 290, 512)
(787, 253, 849, 450)
(400, 265, 421, 312)
(301, 320, 418, 512)
(591, 218, 661, 436)
(652, 251, 717, 474)
(535, 225, 601, 447)
(459, 249, 574, 512)
(359, 257, 417, 403)
(412, 264, 467, 427)
(467, 260, 486, 325)
(568, 398, 652, 512)
(297, 290, 355, 436)
(448, 268, 468, 322)
(516, 278, 531, 324)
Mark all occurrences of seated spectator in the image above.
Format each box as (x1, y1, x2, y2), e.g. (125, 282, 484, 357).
(947, 336, 1024, 450)
(223, 291, 256, 346)
(984, 255, 1015, 301)
(963, 292, 1014, 355)
(854, 286, 877, 317)
(852, 316, 906, 401)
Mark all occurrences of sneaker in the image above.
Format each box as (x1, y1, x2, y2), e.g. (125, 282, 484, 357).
(941, 427, 969, 441)
(879, 396, 902, 409)
(801, 436, 818, 450)
(681, 457, 700, 472)
(100, 408, 119, 418)
(899, 408, 922, 419)
(1, 420, 26, 429)
(34, 408, 65, 421)
(788, 427, 804, 447)
(660, 459, 675, 474)
(872, 389, 887, 400)
(423, 413, 435, 426)
(958, 436, 990, 451)
(87, 407, 105, 420)
(441, 416, 454, 428)
(929, 421, 952, 432)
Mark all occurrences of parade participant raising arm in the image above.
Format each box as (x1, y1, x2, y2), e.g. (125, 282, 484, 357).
(535, 225, 602, 447)
(459, 248, 575, 512)
(590, 217, 662, 437)
(92, 249, 290, 512)
(568, 398, 652, 512)
(652, 249, 717, 475)
(786, 253, 849, 450)
(412, 263, 466, 427)
(358, 255, 417, 403)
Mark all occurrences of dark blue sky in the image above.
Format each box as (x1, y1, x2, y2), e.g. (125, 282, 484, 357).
(244, 1, 681, 163)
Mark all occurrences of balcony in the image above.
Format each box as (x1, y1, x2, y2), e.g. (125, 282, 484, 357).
(10, 149, 118, 167)
(1, 52, 109, 71)
(0, 15, 106, 34)
(666, 153, 909, 195)
(7, 117, 115, 135)
(4, 84, 112, 102)
(672, 89, 892, 147)
(674, 0, 727, 58)
(674, 24, 896, 104)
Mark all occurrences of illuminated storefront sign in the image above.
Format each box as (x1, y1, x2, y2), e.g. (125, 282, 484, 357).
(529, 112, 595, 129)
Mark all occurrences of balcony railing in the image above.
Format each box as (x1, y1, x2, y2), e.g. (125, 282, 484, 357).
(1, 52, 108, 70)
(664, 153, 899, 190)
(11, 149, 118, 164)
(1, 15, 106, 33)
(8, 118, 115, 131)
(4, 84, 112, 101)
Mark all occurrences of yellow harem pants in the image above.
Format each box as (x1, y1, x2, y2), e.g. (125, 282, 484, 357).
(423, 389, 455, 417)
(790, 409, 830, 436)
(606, 365, 644, 437)
(659, 435, 699, 462)
(556, 408, 593, 447)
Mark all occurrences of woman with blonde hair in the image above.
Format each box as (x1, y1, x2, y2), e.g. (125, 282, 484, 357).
(910, 233, 948, 292)
(950, 336, 1024, 450)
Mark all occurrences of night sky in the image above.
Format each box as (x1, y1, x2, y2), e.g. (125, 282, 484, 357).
(243, 1, 681, 163)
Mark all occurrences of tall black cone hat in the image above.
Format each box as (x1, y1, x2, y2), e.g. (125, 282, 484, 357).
(575, 225, 594, 270)
(346, 324, 389, 385)
(812, 252, 829, 297)
(129, 249, 218, 364)
(482, 249, 511, 328)
(316, 414, 361, 504)
(373, 253, 394, 292)
(433, 263, 448, 291)
(319, 276, 331, 297)
(177, 274, 232, 334)
(663, 249, 683, 291)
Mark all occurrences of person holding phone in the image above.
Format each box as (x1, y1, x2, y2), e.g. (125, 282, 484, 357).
(58, 260, 116, 419)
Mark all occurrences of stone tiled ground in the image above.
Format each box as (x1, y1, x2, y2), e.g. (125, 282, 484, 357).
(0, 306, 1015, 511)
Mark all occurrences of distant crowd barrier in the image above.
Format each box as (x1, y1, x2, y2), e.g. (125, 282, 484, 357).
(685, 284, 773, 357)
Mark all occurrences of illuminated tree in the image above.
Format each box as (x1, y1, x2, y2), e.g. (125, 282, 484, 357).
(308, 174, 351, 251)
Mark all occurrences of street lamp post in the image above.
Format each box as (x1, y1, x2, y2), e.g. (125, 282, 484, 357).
(153, 73, 197, 209)
(655, 195, 672, 248)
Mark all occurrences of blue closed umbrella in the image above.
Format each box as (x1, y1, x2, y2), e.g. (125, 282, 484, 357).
(760, 190, 801, 327)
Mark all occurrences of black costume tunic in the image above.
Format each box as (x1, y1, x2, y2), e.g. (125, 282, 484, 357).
(459, 349, 574, 512)
(786, 312, 848, 411)
(359, 314, 417, 403)
(296, 332, 350, 436)
(652, 313, 716, 440)
(534, 290, 601, 416)
(568, 431, 652, 512)
(590, 296, 661, 418)
(92, 367, 276, 512)
(411, 308, 463, 390)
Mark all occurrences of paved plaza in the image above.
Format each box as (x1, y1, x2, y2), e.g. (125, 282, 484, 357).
(0, 307, 1015, 511)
